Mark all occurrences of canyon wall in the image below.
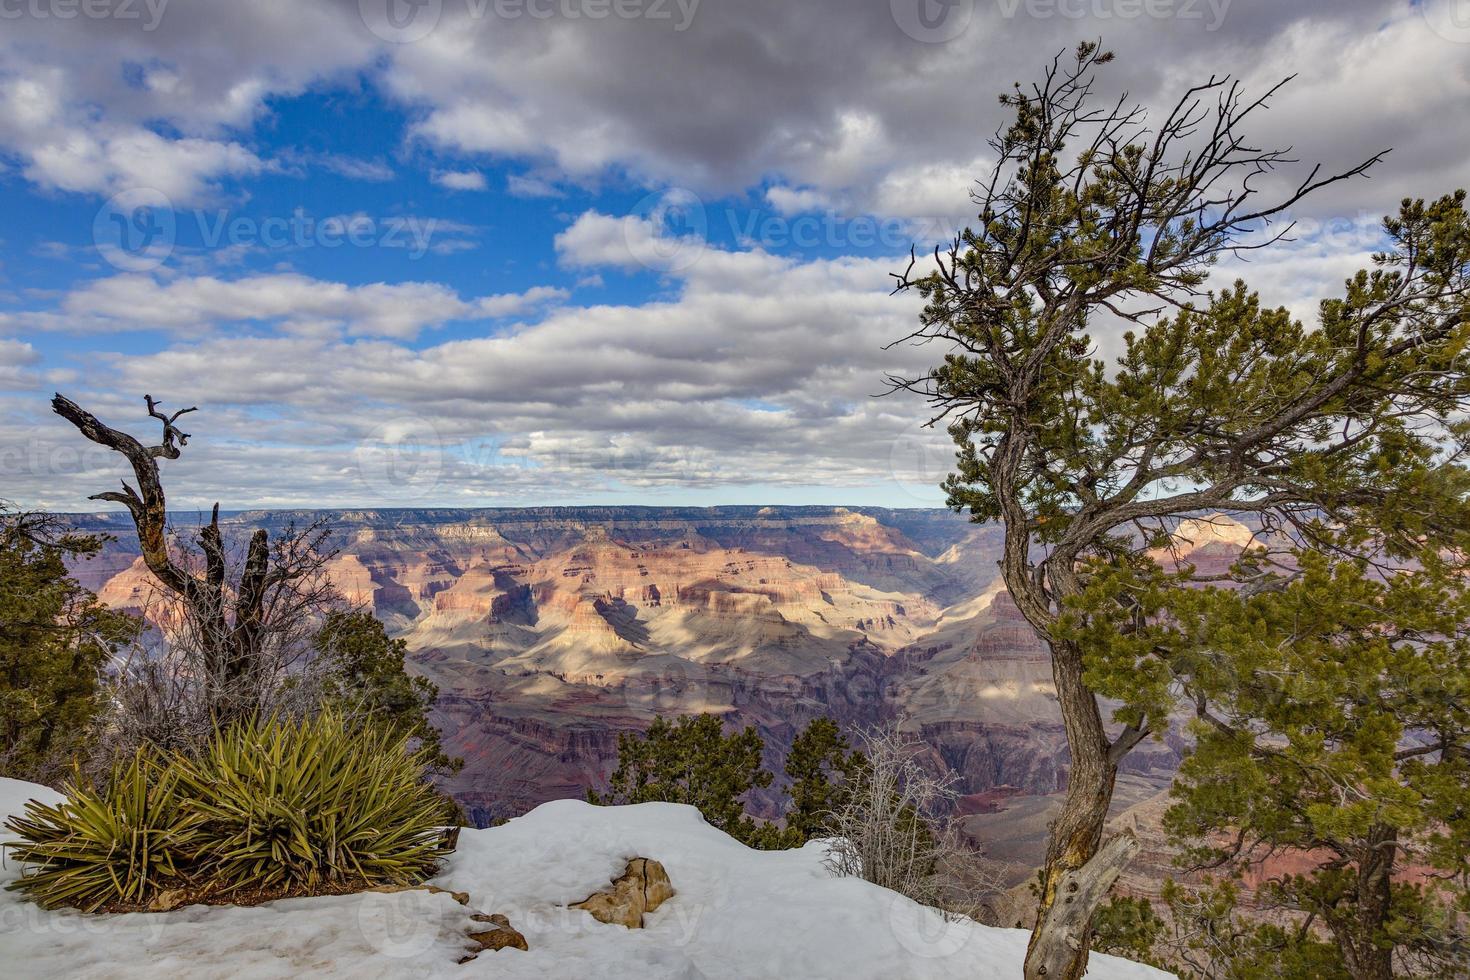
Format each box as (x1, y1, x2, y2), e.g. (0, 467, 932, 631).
(70, 505, 1237, 860)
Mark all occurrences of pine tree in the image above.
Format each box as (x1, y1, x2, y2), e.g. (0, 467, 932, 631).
(783, 717, 862, 841)
(1153, 552, 1470, 979)
(593, 714, 779, 846)
(1097, 879, 1347, 978)
(890, 44, 1470, 978)
(313, 609, 459, 776)
(0, 508, 138, 781)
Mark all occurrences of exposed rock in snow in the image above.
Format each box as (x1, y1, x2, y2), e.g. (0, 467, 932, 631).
(0, 778, 1172, 979)
(464, 912, 529, 957)
(571, 856, 675, 929)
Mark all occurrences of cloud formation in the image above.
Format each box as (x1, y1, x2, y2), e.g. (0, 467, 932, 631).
(2, 0, 1465, 510)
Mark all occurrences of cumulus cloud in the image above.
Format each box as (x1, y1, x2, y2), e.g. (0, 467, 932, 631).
(0, 339, 42, 390)
(17, 274, 567, 339)
(555, 202, 716, 274)
(1, 0, 1462, 511)
(0, 2, 375, 201)
(0, 68, 264, 202)
(433, 169, 488, 191)
(2, 197, 1408, 510)
(381, 0, 1470, 221)
(765, 186, 835, 217)
(4, 237, 953, 507)
(3, 1, 1465, 220)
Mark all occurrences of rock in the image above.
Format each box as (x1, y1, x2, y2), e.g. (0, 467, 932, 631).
(466, 922, 529, 952)
(147, 888, 187, 912)
(471, 912, 514, 929)
(460, 913, 529, 961)
(571, 857, 675, 928)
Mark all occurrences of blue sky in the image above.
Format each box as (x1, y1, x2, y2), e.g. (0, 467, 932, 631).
(1, 0, 1465, 511)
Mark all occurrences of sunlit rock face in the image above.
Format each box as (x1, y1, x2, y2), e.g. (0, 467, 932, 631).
(72, 507, 1256, 853)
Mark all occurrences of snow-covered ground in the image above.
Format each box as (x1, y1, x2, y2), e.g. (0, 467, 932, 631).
(0, 777, 1171, 979)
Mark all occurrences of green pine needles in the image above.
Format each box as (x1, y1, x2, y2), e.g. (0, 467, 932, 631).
(594, 714, 869, 850)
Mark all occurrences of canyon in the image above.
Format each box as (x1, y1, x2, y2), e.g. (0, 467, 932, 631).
(67, 506, 1249, 869)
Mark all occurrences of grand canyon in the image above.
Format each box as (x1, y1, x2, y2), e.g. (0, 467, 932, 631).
(67, 505, 1251, 874)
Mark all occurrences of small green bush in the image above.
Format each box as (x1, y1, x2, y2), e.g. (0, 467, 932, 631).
(173, 711, 448, 895)
(3, 711, 450, 911)
(4, 752, 199, 911)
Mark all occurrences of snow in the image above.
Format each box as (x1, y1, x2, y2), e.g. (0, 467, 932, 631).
(0, 777, 1171, 979)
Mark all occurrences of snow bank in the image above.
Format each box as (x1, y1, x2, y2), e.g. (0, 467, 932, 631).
(0, 777, 1171, 979)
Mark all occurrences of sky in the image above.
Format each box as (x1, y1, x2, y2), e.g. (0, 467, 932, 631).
(1, 0, 1468, 512)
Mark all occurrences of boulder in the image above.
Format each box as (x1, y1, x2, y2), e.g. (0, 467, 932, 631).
(465, 912, 529, 954)
(571, 857, 674, 928)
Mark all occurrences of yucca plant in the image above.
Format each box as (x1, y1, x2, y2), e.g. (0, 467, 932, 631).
(172, 710, 447, 896)
(4, 751, 199, 911)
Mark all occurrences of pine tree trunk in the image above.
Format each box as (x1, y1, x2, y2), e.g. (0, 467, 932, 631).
(1337, 825, 1397, 980)
(1023, 638, 1128, 980)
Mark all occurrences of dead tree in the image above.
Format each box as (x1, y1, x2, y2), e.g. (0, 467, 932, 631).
(53, 394, 335, 725)
(824, 726, 1012, 924)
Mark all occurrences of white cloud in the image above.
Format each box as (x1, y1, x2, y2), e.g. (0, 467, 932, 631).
(2, 1, 1465, 223)
(555, 207, 710, 274)
(506, 174, 564, 199)
(314, 155, 396, 182)
(379, 1, 1469, 223)
(23, 274, 567, 340)
(432, 169, 488, 191)
(5, 194, 1405, 509)
(0, 3, 374, 202)
(1, 0, 1464, 512)
(765, 186, 834, 216)
(6, 240, 950, 507)
(0, 70, 264, 202)
(0, 339, 41, 390)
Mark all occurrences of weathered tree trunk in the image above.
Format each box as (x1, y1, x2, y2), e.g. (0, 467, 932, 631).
(1023, 636, 1129, 979)
(996, 542, 1138, 979)
(1336, 825, 1397, 980)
